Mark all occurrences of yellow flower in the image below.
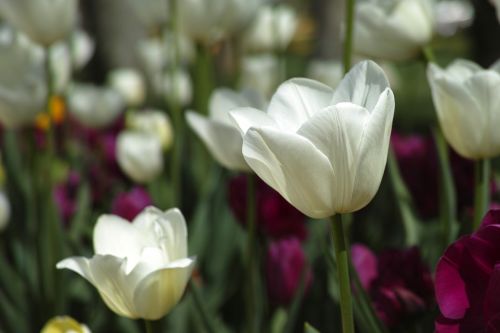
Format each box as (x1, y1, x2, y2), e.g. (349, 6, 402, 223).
(40, 316, 91, 333)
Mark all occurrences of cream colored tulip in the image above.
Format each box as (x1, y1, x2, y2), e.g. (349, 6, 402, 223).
(41, 316, 91, 333)
(57, 207, 195, 320)
(230, 61, 395, 218)
(186, 88, 266, 171)
(0, 29, 47, 128)
(428, 59, 500, 159)
(108, 68, 146, 108)
(354, 0, 434, 61)
(128, 110, 174, 150)
(0, 0, 78, 46)
(116, 131, 164, 183)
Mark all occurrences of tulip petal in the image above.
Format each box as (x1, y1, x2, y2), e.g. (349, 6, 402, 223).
(350, 88, 394, 210)
(57, 255, 137, 319)
(435, 238, 469, 320)
(209, 88, 263, 124)
(93, 214, 151, 268)
(186, 111, 249, 171)
(267, 78, 333, 132)
(332, 60, 390, 111)
(133, 257, 195, 320)
(445, 59, 482, 81)
(485, 264, 500, 322)
(229, 107, 277, 134)
(242, 127, 335, 218)
(297, 103, 369, 212)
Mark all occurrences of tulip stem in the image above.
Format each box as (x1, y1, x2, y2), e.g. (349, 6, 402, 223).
(245, 174, 259, 333)
(342, 0, 356, 73)
(144, 320, 153, 333)
(473, 158, 490, 230)
(330, 215, 355, 333)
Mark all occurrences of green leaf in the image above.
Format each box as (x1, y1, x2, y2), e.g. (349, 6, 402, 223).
(304, 322, 321, 333)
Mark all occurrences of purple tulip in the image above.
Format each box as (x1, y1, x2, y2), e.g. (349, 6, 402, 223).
(266, 238, 312, 306)
(352, 243, 434, 327)
(111, 187, 153, 221)
(53, 171, 81, 224)
(435, 209, 500, 332)
(228, 175, 307, 241)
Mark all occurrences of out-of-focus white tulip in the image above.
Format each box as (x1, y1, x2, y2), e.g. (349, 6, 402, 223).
(179, 0, 263, 44)
(67, 84, 125, 129)
(0, 0, 78, 47)
(186, 89, 266, 171)
(70, 30, 95, 70)
(230, 61, 395, 218)
(307, 60, 343, 89)
(57, 207, 195, 320)
(128, 110, 174, 150)
(162, 69, 193, 107)
(108, 68, 146, 108)
(41, 316, 91, 333)
(0, 29, 47, 128)
(243, 4, 298, 52)
(116, 131, 164, 183)
(427, 59, 500, 159)
(0, 191, 11, 232)
(50, 42, 72, 94)
(434, 0, 473, 37)
(241, 54, 280, 99)
(125, 0, 168, 29)
(354, 0, 434, 61)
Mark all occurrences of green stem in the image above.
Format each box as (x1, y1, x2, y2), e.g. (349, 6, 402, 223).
(473, 158, 490, 230)
(342, 0, 356, 73)
(144, 320, 153, 333)
(245, 174, 259, 333)
(433, 129, 457, 246)
(330, 215, 354, 333)
(189, 281, 217, 333)
(167, 0, 183, 208)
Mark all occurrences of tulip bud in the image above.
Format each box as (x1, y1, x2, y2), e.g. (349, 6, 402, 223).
(116, 130, 164, 183)
(70, 30, 95, 70)
(108, 68, 146, 108)
(427, 59, 500, 159)
(41, 316, 91, 333)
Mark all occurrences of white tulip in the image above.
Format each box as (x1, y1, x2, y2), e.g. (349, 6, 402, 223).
(0, 191, 11, 232)
(116, 131, 164, 183)
(108, 68, 146, 108)
(186, 88, 266, 171)
(128, 110, 174, 150)
(230, 61, 395, 218)
(0, 29, 47, 128)
(243, 4, 298, 52)
(70, 30, 95, 70)
(354, 0, 434, 61)
(240, 54, 280, 98)
(427, 59, 500, 159)
(179, 0, 263, 44)
(67, 84, 124, 129)
(434, 0, 473, 37)
(57, 207, 195, 320)
(162, 69, 193, 107)
(49, 42, 72, 94)
(125, 0, 168, 29)
(0, 0, 78, 47)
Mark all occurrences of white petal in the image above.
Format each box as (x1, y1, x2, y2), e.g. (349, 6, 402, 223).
(297, 103, 370, 213)
(267, 78, 334, 131)
(229, 107, 277, 134)
(332, 60, 390, 112)
(57, 255, 138, 319)
(242, 128, 335, 218)
(132, 257, 195, 320)
(94, 215, 147, 257)
(186, 111, 250, 171)
(444, 59, 482, 82)
(350, 88, 395, 211)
